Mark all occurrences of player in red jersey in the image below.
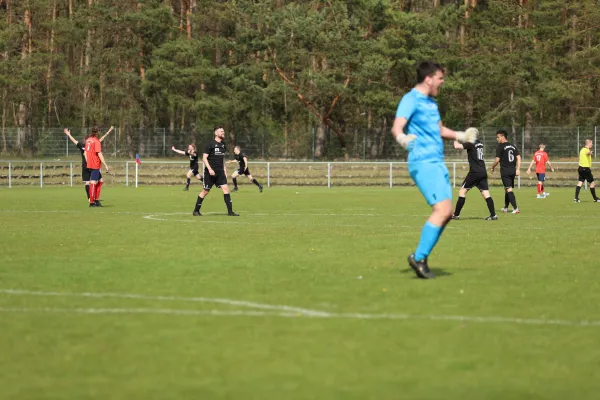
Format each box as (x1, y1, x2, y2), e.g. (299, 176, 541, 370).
(526, 143, 554, 198)
(85, 127, 110, 207)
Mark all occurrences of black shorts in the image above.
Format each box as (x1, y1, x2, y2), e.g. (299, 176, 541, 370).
(82, 167, 91, 182)
(501, 174, 515, 189)
(461, 172, 489, 191)
(203, 169, 227, 190)
(189, 168, 200, 177)
(237, 168, 251, 176)
(578, 167, 594, 183)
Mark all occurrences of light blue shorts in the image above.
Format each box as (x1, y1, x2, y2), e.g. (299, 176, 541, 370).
(409, 161, 452, 206)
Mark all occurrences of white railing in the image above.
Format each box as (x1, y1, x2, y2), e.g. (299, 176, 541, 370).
(0, 160, 587, 189)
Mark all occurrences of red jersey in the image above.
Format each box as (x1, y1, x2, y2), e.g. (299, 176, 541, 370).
(85, 136, 102, 169)
(533, 150, 548, 173)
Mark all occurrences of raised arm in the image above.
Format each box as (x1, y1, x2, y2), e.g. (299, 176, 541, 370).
(171, 146, 186, 155)
(64, 128, 78, 145)
(99, 126, 114, 143)
(440, 123, 478, 143)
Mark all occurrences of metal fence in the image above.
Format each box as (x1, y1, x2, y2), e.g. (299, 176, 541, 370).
(0, 160, 586, 189)
(0, 126, 597, 160)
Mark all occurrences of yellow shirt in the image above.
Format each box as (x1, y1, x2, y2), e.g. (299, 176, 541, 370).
(579, 147, 592, 168)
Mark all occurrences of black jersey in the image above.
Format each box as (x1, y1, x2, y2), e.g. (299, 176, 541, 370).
(203, 140, 226, 172)
(463, 141, 486, 175)
(185, 150, 199, 170)
(235, 152, 247, 171)
(76, 141, 86, 167)
(496, 142, 520, 175)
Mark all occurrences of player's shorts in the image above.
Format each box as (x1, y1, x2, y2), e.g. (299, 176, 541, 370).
(90, 169, 102, 181)
(189, 168, 200, 177)
(81, 167, 91, 182)
(409, 161, 452, 206)
(237, 168, 251, 176)
(578, 167, 594, 183)
(536, 173, 545, 182)
(501, 174, 515, 189)
(203, 169, 227, 190)
(461, 172, 489, 191)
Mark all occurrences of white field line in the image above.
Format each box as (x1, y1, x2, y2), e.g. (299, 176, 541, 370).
(0, 289, 329, 317)
(1, 289, 600, 327)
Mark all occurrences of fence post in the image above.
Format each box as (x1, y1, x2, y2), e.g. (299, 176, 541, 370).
(267, 162, 270, 188)
(327, 162, 331, 188)
(126, 161, 129, 187)
(40, 162, 43, 188)
(135, 161, 138, 188)
(518, 174, 521, 189)
(70, 162, 73, 187)
(8, 162, 11, 188)
(389, 162, 393, 188)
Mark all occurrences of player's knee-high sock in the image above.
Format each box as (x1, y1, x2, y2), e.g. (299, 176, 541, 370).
(591, 187, 598, 201)
(224, 193, 233, 213)
(233, 177, 238, 189)
(95, 181, 103, 200)
(575, 186, 581, 200)
(252, 178, 260, 187)
(414, 221, 444, 262)
(186, 178, 191, 188)
(85, 184, 90, 199)
(504, 192, 509, 208)
(508, 192, 517, 209)
(89, 183, 96, 204)
(454, 197, 466, 216)
(541, 183, 544, 193)
(486, 197, 496, 216)
(193, 195, 204, 212)
(537, 183, 541, 195)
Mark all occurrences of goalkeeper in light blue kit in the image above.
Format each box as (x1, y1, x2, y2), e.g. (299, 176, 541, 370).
(391, 61, 478, 279)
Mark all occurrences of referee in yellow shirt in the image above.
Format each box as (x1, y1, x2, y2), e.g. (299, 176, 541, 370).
(574, 139, 599, 202)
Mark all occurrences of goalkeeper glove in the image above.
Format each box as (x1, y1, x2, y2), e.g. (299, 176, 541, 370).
(455, 127, 478, 144)
(396, 133, 417, 151)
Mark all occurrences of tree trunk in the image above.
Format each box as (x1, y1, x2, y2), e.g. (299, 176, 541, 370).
(82, 0, 93, 129)
(46, 0, 57, 127)
(314, 117, 327, 158)
(138, 2, 145, 80)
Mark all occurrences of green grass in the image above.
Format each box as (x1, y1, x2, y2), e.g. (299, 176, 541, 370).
(1, 185, 600, 399)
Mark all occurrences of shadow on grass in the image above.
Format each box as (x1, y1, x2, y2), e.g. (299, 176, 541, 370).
(399, 267, 453, 278)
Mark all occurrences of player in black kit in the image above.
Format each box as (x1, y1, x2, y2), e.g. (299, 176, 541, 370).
(451, 140, 498, 220)
(64, 126, 113, 201)
(490, 130, 521, 214)
(226, 146, 263, 192)
(192, 125, 239, 216)
(172, 144, 203, 190)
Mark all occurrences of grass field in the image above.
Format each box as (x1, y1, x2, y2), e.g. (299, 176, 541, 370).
(1, 185, 600, 399)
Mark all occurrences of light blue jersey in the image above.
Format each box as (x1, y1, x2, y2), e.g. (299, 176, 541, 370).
(395, 88, 443, 164)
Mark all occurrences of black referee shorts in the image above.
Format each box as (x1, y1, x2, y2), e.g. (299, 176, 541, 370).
(578, 167, 594, 183)
(461, 172, 489, 191)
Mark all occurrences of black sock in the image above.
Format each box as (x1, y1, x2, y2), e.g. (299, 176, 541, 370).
(186, 178, 191, 187)
(504, 192, 509, 208)
(485, 197, 496, 216)
(224, 193, 233, 213)
(508, 192, 517, 209)
(591, 188, 598, 201)
(85, 184, 90, 199)
(194, 195, 204, 212)
(454, 197, 466, 216)
(575, 186, 581, 200)
(252, 178, 261, 187)
(233, 178, 238, 189)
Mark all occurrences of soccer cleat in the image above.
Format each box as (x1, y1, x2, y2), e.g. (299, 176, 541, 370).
(89, 203, 97, 207)
(94, 200, 103, 207)
(485, 215, 498, 220)
(232, 187, 238, 192)
(501, 208, 508, 213)
(192, 211, 202, 216)
(451, 215, 460, 220)
(183, 187, 189, 191)
(407, 254, 435, 279)
(574, 199, 581, 203)
(512, 208, 520, 214)
(228, 212, 240, 216)
(595, 199, 600, 203)
(543, 192, 550, 196)
(536, 194, 545, 199)
(259, 185, 263, 193)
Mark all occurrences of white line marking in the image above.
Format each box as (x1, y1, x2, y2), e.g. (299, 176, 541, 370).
(0, 289, 329, 317)
(1, 289, 599, 327)
(0, 306, 598, 327)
